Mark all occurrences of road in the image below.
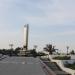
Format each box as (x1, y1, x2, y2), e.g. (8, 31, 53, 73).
(0, 56, 46, 75)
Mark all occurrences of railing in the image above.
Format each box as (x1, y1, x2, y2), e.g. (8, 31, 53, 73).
(49, 55, 75, 75)
(39, 58, 56, 75)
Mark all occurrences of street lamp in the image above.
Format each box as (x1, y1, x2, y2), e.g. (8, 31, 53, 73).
(34, 45, 37, 50)
(66, 46, 69, 55)
(9, 44, 13, 49)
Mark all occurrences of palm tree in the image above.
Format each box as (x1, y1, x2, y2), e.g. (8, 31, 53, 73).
(44, 44, 55, 54)
(70, 50, 74, 55)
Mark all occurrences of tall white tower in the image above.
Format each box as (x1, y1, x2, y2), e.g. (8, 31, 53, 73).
(23, 24, 29, 51)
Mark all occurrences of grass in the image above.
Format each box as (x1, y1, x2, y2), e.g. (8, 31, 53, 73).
(65, 62, 75, 70)
(53, 56, 71, 60)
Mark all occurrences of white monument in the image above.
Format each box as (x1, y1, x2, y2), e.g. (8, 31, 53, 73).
(19, 24, 29, 56)
(23, 24, 29, 51)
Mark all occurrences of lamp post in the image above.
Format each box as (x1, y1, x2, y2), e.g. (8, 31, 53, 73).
(66, 46, 69, 55)
(9, 44, 13, 56)
(9, 44, 13, 49)
(34, 45, 37, 50)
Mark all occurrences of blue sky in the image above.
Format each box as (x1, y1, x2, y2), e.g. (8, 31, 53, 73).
(0, 0, 75, 52)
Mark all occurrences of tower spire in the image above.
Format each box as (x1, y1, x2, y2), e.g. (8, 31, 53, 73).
(23, 24, 29, 51)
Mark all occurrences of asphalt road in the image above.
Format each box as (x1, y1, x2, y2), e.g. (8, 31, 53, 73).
(0, 56, 46, 75)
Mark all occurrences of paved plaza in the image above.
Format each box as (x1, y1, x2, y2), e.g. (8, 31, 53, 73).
(0, 56, 46, 75)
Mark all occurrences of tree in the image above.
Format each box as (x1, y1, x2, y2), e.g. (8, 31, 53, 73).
(37, 52, 46, 56)
(14, 47, 21, 56)
(44, 44, 56, 54)
(70, 50, 75, 55)
(31, 49, 37, 57)
(9, 49, 13, 56)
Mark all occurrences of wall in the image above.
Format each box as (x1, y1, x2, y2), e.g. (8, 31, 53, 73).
(49, 55, 75, 75)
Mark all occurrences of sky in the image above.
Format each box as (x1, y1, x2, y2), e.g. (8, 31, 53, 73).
(0, 0, 75, 52)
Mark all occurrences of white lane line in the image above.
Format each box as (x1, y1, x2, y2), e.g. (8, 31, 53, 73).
(22, 62, 25, 64)
(0, 61, 26, 64)
(0, 61, 39, 65)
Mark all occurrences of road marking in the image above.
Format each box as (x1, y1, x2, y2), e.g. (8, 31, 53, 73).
(22, 62, 25, 64)
(0, 61, 25, 64)
(0, 61, 39, 65)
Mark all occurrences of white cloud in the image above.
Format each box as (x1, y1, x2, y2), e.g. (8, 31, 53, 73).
(0, 30, 23, 49)
(50, 30, 75, 37)
(19, 0, 75, 26)
(0, 0, 75, 27)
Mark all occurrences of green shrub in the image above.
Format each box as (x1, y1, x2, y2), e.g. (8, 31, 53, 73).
(65, 62, 75, 70)
(53, 56, 71, 60)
